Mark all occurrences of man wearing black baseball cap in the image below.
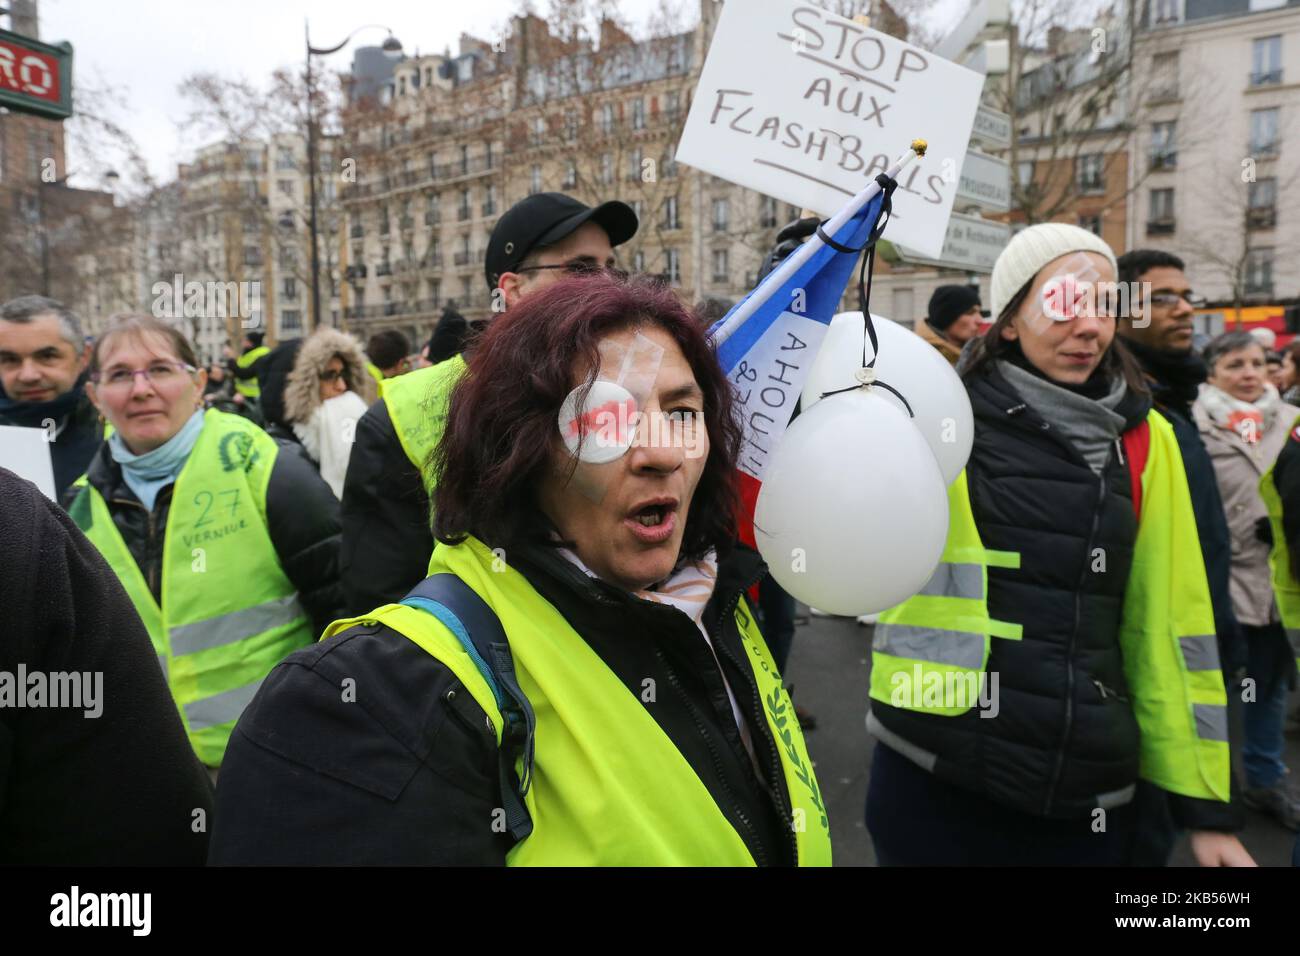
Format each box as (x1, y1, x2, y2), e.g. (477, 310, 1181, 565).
(339, 193, 638, 613)
(917, 284, 989, 366)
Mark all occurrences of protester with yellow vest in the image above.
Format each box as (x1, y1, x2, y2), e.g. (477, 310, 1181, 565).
(1255, 421, 1300, 831)
(866, 224, 1253, 866)
(210, 274, 828, 865)
(226, 331, 269, 400)
(338, 193, 638, 615)
(64, 315, 345, 772)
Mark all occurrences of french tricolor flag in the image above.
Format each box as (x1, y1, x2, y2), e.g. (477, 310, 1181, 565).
(709, 175, 896, 551)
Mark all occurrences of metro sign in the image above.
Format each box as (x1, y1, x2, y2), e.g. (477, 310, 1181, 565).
(0, 28, 73, 120)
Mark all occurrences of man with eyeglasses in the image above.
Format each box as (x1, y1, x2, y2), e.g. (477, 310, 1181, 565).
(340, 194, 638, 613)
(0, 295, 105, 499)
(1115, 249, 1246, 864)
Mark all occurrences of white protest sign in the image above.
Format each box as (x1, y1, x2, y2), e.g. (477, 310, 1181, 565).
(0, 424, 57, 500)
(676, 0, 984, 258)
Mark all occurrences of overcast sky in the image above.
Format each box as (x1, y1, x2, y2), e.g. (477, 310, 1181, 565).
(34, 0, 965, 192)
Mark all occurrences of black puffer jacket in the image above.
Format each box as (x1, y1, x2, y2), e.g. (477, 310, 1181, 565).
(209, 542, 802, 866)
(870, 359, 1238, 830)
(63, 431, 345, 638)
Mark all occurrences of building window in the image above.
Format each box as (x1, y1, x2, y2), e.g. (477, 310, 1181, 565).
(1251, 36, 1282, 86)
(532, 116, 546, 146)
(664, 90, 681, 121)
(1150, 121, 1177, 169)
(631, 97, 646, 131)
(564, 111, 578, 142)
(277, 179, 295, 197)
(1248, 177, 1277, 229)
(601, 103, 615, 135)
(630, 200, 643, 223)
(1245, 248, 1273, 294)
(281, 310, 301, 333)
(712, 197, 729, 232)
(563, 160, 577, 189)
(485, 141, 494, 169)
(1076, 154, 1104, 194)
(666, 249, 681, 284)
(282, 277, 297, 299)
(1016, 160, 1035, 187)
(760, 195, 778, 228)
(633, 250, 645, 273)
(600, 153, 613, 185)
(1152, 0, 1181, 24)
(662, 148, 678, 178)
(459, 188, 471, 220)
(1148, 188, 1175, 233)
(712, 249, 729, 283)
(1250, 108, 1279, 157)
(276, 148, 295, 171)
(1151, 51, 1178, 99)
(429, 279, 441, 307)
(460, 145, 469, 175)
(530, 164, 543, 194)
(663, 195, 680, 231)
(483, 184, 497, 217)
(629, 148, 643, 182)
(1077, 214, 1102, 236)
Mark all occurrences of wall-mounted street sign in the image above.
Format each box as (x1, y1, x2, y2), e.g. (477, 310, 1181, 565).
(0, 28, 73, 120)
(956, 148, 1011, 212)
(971, 105, 1011, 150)
(892, 211, 1011, 273)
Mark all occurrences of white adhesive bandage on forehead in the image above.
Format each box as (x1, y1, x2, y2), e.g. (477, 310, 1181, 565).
(1037, 252, 1105, 326)
(556, 331, 667, 503)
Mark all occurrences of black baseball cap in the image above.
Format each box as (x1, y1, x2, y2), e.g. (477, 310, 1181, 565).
(484, 192, 639, 292)
(927, 285, 990, 331)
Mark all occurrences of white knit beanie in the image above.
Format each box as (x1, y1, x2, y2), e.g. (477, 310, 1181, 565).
(990, 223, 1118, 320)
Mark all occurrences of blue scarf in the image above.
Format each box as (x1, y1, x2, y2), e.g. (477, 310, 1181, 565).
(109, 409, 206, 511)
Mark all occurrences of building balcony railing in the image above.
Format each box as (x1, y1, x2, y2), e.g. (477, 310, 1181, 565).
(1149, 152, 1177, 171)
(345, 306, 365, 321)
(349, 225, 364, 239)
(344, 264, 367, 280)
(482, 201, 497, 217)
(1249, 70, 1282, 87)
(1146, 218, 1176, 235)
(375, 263, 393, 277)
(458, 207, 471, 222)
(395, 259, 416, 274)
(453, 251, 474, 266)
(425, 210, 440, 226)
(1247, 207, 1277, 230)
(384, 302, 404, 316)
(423, 254, 443, 269)
(1249, 141, 1279, 159)
(379, 222, 391, 236)
(400, 216, 415, 232)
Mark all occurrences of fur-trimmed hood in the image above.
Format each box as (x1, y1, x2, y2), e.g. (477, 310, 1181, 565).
(284, 327, 376, 425)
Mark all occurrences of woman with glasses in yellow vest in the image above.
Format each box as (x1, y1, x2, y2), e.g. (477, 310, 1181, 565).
(209, 274, 830, 866)
(866, 224, 1253, 866)
(65, 314, 345, 775)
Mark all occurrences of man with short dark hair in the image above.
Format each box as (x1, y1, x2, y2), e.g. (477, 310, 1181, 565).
(0, 295, 104, 498)
(917, 285, 988, 366)
(366, 329, 412, 380)
(340, 193, 638, 612)
(225, 330, 270, 401)
(1116, 248, 1246, 861)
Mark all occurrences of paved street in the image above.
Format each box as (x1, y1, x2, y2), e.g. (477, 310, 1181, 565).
(783, 608, 1300, 867)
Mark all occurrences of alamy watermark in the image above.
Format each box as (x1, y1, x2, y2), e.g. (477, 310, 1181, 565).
(151, 273, 261, 327)
(889, 666, 1000, 718)
(0, 666, 102, 718)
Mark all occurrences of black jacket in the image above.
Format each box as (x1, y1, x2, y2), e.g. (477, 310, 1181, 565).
(0, 467, 212, 864)
(64, 432, 345, 638)
(208, 543, 803, 866)
(871, 360, 1239, 831)
(339, 397, 432, 615)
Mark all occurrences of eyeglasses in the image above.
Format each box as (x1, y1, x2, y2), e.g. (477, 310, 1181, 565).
(516, 259, 625, 279)
(1147, 291, 1206, 308)
(319, 368, 348, 384)
(96, 361, 197, 390)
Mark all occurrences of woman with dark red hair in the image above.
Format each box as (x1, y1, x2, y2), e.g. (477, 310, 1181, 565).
(209, 273, 830, 866)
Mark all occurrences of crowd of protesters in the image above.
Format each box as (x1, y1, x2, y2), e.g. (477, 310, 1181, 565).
(0, 190, 1297, 866)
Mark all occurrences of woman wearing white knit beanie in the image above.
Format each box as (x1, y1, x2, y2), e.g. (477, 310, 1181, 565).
(865, 223, 1254, 867)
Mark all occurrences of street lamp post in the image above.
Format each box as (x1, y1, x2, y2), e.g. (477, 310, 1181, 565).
(304, 21, 402, 333)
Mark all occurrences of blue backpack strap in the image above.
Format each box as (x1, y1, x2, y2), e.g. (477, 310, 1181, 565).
(402, 574, 535, 842)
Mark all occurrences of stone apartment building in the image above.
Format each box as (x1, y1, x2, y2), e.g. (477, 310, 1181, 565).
(337, 2, 807, 345)
(1129, 0, 1300, 313)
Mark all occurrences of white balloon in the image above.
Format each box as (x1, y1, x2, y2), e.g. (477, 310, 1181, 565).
(802, 311, 973, 485)
(755, 388, 949, 616)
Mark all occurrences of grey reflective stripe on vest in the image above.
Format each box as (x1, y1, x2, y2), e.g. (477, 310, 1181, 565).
(917, 562, 984, 600)
(1095, 783, 1138, 810)
(169, 594, 306, 657)
(184, 676, 265, 731)
(157, 655, 168, 680)
(1178, 634, 1220, 672)
(1193, 703, 1229, 743)
(874, 623, 984, 670)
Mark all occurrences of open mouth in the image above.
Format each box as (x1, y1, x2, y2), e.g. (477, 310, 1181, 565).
(625, 498, 679, 543)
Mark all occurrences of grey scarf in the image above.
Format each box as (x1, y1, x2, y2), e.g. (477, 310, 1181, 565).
(997, 360, 1128, 475)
